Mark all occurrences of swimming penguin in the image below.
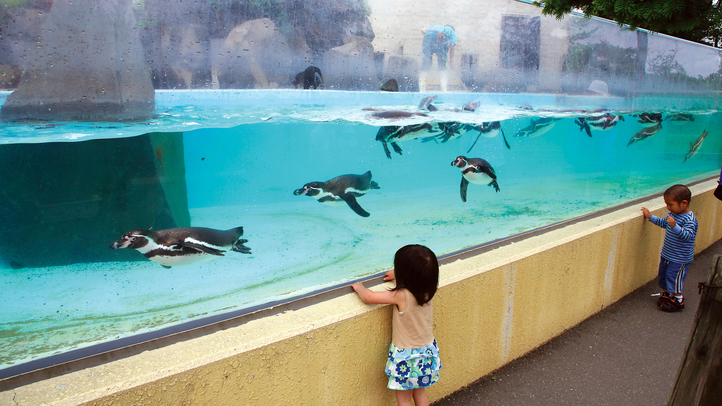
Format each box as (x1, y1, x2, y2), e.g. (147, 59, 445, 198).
(575, 113, 624, 137)
(419, 95, 438, 111)
(376, 123, 435, 158)
(110, 227, 251, 268)
(515, 117, 559, 138)
(465, 121, 510, 152)
(293, 171, 380, 217)
(633, 112, 663, 127)
(684, 130, 709, 162)
(367, 110, 429, 120)
(666, 113, 695, 125)
(293, 66, 324, 89)
(627, 123, 663, 146)
(451, 156, 500, 202)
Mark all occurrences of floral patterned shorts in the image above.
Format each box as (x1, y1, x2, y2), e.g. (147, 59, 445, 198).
(385, 339, 442, 390)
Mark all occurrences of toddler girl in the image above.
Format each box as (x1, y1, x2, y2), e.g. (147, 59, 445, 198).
(351, 244, 442, 406)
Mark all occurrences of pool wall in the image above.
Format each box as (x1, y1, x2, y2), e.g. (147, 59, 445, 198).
(2, 178, 719, 405)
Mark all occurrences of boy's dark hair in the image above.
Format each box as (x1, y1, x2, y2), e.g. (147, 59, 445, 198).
(664, 184, 691, 204)
(392, 244, 439, 305)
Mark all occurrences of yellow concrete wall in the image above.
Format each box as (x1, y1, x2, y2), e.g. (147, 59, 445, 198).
(2, 180, 720, 405)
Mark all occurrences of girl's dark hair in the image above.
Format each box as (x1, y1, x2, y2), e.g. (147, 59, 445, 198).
(392, 244, 439, 305)
(664, 184, 691, 203)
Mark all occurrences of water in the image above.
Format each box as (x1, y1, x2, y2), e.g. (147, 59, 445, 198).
(1, 90, 721, 373)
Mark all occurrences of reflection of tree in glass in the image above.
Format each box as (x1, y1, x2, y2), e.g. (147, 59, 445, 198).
(647, 47, 687, 77)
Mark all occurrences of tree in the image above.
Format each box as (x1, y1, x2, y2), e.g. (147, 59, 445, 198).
(534, 0, 717, 45)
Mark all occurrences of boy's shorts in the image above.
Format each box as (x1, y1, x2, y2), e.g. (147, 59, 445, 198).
(658, 258, 690, 294)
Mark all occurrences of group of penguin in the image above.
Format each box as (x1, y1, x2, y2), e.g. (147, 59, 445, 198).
(111, 97, 705, 269)
(110, 152, 498, 269)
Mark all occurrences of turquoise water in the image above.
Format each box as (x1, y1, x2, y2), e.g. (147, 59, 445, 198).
(1, 90, 721, 373)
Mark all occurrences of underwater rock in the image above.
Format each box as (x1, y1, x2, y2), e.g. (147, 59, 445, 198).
(1, 0, 154, 121)
(0, 133, 190, 267)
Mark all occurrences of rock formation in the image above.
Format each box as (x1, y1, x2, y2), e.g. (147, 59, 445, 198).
(1, 0, 154, 121)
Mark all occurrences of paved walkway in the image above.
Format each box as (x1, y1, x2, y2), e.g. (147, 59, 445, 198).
(433, 239, 721, 406)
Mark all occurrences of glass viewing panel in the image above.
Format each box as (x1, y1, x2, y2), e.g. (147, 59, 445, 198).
(0, 0, 721, 376)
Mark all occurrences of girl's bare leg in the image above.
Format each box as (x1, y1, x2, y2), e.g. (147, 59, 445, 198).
(412, 388, 429, 406)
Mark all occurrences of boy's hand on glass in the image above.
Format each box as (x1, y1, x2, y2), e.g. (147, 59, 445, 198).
(383, 269, 396, 281)
(641, 207, 651, 219)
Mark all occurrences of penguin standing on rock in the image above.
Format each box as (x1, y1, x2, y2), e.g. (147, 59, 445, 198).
(451, 156, 500, 202)
(110, 227, 251, 268)
(294, 171, 380, 217)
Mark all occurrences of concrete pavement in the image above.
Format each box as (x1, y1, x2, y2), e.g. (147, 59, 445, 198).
(433, 238, 720, 406)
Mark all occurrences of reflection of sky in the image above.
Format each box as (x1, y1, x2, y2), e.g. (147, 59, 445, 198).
(567, 15, 721, 78)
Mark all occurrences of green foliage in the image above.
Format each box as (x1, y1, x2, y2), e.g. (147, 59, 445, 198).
(534, 0, 716, 42)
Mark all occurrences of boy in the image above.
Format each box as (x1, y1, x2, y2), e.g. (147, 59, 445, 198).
(641, 184, 698, 312)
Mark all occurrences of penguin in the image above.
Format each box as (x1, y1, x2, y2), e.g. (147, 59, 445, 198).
(418, 95, 439, 111)
(515, 117, 559, 138)
(666, 113, 695, 125)
(465, 121, 510, 152)
(575, 113, 624, 137)
(368, 110, 429, 120)
(451, 156, 500, 202)
(627, 123, 662, 146)
(110, 227, 251, 268)
(376, 123, 435, 158)
(684, 130, 708, 162)
(293, 66, 324, 89)
(633, 112, 663, 127)
(293, 171, 380, 217)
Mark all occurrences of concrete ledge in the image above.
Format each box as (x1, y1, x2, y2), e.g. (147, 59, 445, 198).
(2, 179, 720, 405)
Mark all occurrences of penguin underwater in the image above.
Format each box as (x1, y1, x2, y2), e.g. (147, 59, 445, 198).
(110, 227, 251, 268)
(633, 112, 663, 127)
(294, 171, 380, 217)
(515, 117, 560, 138)
(574, 113, 624, 137)
(627, 123, 663, 146)
(683, 130, 709, 162)
(451, 156, 500, 202)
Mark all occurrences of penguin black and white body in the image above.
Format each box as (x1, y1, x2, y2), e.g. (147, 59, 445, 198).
(634, 112, 663, 127)
(575, 113, 624, 137)
(110, 227, 251, 268)
(666, 113, 694, 125)
(684, 130, 708, 162)
(376, 123, 435, 158)
(515, 117, 559, 138)
(451, 156, 500, 202)
(627, 123, 663, 146)
(293, 66, 324, 89)
(465, 121, 510, 152)
(293, 171, 380, 217)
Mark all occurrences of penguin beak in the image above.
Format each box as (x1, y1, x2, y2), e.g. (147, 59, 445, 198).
(109, 239, 129, 249)
(293, 187, 307, 196)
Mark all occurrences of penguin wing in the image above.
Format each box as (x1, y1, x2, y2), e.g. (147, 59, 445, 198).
(182, 242, 226, 256)
(339, 193, 371, 217)
(460, 177, 469, 202)
(500, 127, 511, 150)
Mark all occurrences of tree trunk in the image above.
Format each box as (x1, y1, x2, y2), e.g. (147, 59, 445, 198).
(668, 255, 722, 405)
